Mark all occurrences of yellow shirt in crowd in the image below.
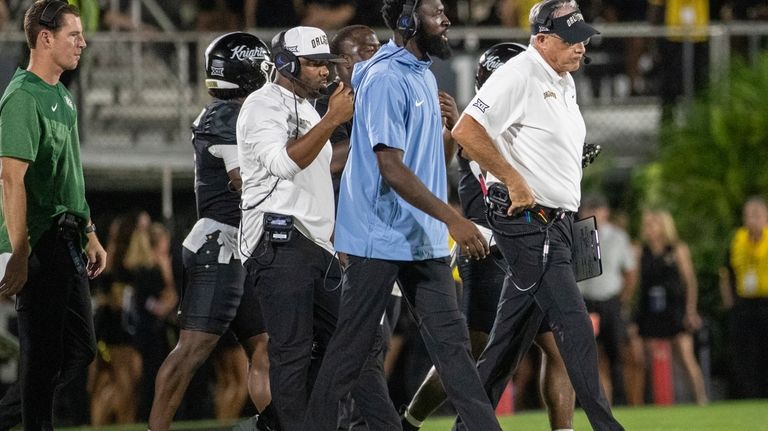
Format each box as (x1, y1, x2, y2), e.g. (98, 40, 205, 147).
(730, 227, 768, 298)
(649, 0, 709, 41)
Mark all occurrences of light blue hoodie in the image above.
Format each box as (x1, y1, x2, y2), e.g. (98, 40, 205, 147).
(334, 40, 449, 261)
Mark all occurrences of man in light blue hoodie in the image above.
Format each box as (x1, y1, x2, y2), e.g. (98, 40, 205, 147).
(303, 1, 501, 430)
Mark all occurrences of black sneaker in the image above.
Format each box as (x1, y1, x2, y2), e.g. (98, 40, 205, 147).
(255, 412, 280, 431)
(401, 417, 420, 431)
(399, 405, 420, 431)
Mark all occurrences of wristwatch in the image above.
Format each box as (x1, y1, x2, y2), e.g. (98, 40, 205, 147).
(84, 224, 97, 234)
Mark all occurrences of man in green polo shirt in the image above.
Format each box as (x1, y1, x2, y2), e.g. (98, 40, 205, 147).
(0, 1, 106, 430)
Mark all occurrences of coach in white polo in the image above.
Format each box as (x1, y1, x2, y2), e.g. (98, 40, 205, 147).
(451, 1, 626, 431)
(235, 25, 353, 430)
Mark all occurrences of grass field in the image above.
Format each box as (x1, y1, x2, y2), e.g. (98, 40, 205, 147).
(57, 399, 768, 431)
(421, 400, 768, 431)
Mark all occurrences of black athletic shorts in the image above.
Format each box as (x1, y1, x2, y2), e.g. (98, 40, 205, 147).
(459, 249, 551, 335)
(459, 250, 505, 334)
(179, 233, 265, 338)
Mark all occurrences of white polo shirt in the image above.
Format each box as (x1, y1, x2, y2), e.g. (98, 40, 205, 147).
(236, 83, 335, 258)
(462, 45, 585, 211)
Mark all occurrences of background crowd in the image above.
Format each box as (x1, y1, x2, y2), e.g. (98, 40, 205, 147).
(3, 0, 768, 122)
(1, 194, 765, 427)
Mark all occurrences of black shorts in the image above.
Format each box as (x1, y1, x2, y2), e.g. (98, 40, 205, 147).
(459, 249, 551, 335)
(459, 250, 505, 334)
(179, 234, 265, 338)
(217, 330, 240, 349)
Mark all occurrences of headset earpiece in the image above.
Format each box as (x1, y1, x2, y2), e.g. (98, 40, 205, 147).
(534, 0, 560, 29)
(397, 0, 420, 40)
(273, 31, 300, 79)
(39, 0, 68, 28)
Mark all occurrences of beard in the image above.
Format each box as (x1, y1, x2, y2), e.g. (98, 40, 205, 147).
(415, 32, 452, 60)
(306, 86, 324, 99)
(293, 77, 325, 99)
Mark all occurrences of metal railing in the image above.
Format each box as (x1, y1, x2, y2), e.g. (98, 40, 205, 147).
(2, 23, 768, 190)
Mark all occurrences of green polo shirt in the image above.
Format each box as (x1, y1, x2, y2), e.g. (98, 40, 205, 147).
(0, 68, 90, 252)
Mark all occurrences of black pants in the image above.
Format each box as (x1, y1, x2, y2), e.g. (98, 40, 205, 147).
(304, 256, 501, 431)
(459, 212, 623, 431)
(585, 296, 627, 405)
(0, 224, 96, 431)
(730, 298, 768, 398)
(244, 231, 343, 431)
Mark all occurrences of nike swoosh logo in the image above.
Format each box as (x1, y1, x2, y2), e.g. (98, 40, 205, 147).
(51, 103, 58, 112)
(415, 100, 424, 107)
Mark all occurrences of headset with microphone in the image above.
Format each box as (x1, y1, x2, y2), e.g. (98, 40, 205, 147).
(396, 0, 420, 40)
(273, 30, 311, 90)
(273, 31, 301, 80)
(272, 30, 336, 97)
(532, 0, 560, 32)
(533, 0, 591, 65)
(39, 0, 68, 28)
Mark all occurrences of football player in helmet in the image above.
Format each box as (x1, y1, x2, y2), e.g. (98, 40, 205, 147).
(149, 32, 278, 431)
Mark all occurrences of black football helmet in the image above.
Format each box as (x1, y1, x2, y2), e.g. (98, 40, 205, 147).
(205, 32, 274, 94)
(475, 42, 527, 92)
